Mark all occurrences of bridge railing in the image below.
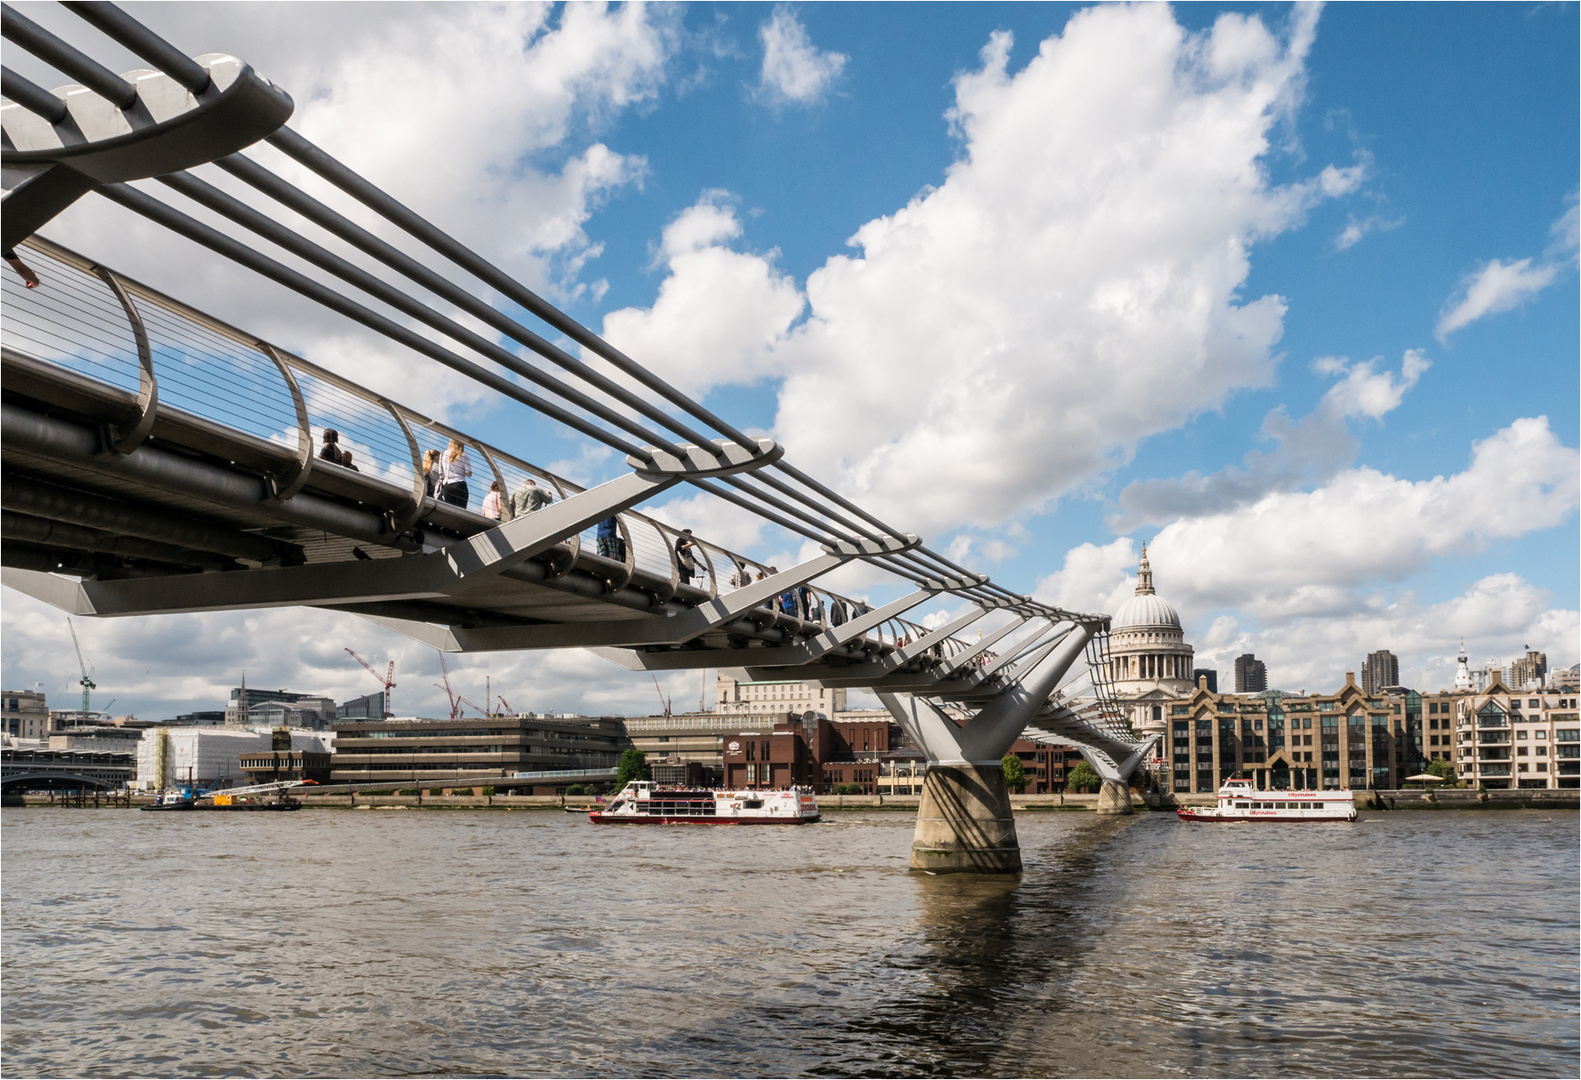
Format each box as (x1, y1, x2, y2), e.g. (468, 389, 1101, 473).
(3, 234, 886, 631)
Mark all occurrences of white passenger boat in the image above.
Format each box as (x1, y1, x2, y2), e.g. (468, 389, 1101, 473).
(588, 781, 819, 825)
(1177, 777, 1357, 823)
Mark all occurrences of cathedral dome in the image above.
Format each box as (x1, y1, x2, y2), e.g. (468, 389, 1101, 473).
(1113, 591, 1181, 630)
(1111, 545, 1181, 630)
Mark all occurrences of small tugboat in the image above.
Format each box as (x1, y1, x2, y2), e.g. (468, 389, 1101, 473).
(1177, 776, 1357, 823)
(589, 781, 819, 824)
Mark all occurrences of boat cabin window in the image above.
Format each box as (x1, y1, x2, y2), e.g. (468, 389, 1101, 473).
(1235, 802, 1249, 808)
(741, 798, 763, 809)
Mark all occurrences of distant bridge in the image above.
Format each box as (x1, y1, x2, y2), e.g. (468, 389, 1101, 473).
(1, 747, 133, 791)
(0, 2, 1156, 870)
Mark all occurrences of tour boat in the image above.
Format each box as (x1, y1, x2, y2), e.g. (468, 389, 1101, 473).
(1176, 777, 1357, 823)
(588, 781, 820, 825)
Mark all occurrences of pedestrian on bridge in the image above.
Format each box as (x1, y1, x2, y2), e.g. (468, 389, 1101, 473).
(422, 449, 440, 497)
(596, 516, 624, 561)
(511, 477, 553, 518)
(674, 530, 697, 585)
(481, 480, 502, 520)
(439, 439, 472, 508)
(319, 428, 345, 465)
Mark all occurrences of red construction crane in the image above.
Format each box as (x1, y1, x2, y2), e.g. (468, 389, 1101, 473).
(496, 696, 514, 716)
(653, 674, 671, 718)
(345, 648, 395, 718)
(432, 648, 461, 720)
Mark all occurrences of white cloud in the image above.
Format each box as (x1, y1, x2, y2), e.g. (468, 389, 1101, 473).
(608, 5, 1371, 538)
(1112, 349, 1430, 529)
(1145, 416, 1578, 621)
(601, 192, 805, 395)
(1189, 575, 1579, 694)
(1334, 211, 1402, 251)
(1435, 201, 1577, 339)
(756, 6, 847, 106)
(1436, 258, 1561, 339)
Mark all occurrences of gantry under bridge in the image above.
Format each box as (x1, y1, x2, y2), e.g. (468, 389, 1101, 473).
(0, 2, 1157, 870)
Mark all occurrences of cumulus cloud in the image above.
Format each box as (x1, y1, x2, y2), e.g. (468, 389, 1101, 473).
(607, 5, 1371, 538)
(1112, 349, 1430, 529)
(601, 192, 805, 394)
(756, 6, 847, 106)
(1435, 201, 1578, 339)
(1188, 575, 1579, 694)
(1144, 416, 1578, 621)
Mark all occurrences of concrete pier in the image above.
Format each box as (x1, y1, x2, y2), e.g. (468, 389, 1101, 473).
(910, 764, 1022, 873)
(1096, 779, 1133, 815)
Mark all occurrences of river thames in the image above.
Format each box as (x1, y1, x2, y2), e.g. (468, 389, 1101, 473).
(2, 808, 1576, 1078)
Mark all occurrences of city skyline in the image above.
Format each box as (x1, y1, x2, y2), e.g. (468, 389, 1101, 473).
(1, 2, 1575, 721)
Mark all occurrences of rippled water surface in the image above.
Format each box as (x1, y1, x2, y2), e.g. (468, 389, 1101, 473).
(3, 807, 1576, 1078)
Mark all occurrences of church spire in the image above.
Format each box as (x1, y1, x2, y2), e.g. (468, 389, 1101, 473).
(1136, 544, 1154, 596)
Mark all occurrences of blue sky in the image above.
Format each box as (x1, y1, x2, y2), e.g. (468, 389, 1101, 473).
(4, 1, 1576, 718)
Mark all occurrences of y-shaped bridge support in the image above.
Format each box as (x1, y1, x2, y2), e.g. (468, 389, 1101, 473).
(878, 623, 1096, 873)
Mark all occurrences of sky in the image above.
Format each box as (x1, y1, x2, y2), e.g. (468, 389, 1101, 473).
(2, 1, 1576, 721)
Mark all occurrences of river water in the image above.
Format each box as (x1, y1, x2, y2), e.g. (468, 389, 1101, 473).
(2, 807, 1576, 1078)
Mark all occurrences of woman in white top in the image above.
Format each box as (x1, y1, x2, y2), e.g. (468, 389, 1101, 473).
(439, 439, 472, 508)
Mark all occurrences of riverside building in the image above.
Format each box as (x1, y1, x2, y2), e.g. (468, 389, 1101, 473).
(329, 716, 624, 786)
(1452, 679, 1580, 789)
(1163, 673, 1429, 793)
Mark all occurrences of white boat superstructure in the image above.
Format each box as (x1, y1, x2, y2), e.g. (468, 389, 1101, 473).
(588, 781, 819, 824)
(1177, 777, 1357, 823)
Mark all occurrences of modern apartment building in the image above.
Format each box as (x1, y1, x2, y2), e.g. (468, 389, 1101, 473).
(1451, 680, 1580, 789)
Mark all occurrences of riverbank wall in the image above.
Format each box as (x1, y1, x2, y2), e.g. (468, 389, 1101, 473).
(7, 788, 1576, 811)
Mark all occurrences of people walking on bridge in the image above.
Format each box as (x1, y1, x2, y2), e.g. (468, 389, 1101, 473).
(422, 449, 440, 497)
(319, 428, 345, 465)
(481, 480, 502, 520)
(728, 560, 751, 590)
(510, 477, 552, 517)
(674, 529, 697, 586)
(439, 438, 472, 507)
(341, 449, 359, 473)
(829, 596, 847, 627)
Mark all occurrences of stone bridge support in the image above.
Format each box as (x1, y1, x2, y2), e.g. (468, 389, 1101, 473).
(879, 624, 1095, 873)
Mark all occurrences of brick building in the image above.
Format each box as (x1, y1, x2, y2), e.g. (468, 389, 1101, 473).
(721, 715, 903, 794)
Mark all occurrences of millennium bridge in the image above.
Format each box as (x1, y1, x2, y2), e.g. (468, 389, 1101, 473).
(0, 1, 1157, 871)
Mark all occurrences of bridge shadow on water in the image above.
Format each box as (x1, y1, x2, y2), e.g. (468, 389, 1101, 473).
(633, 813, 1148, 1080)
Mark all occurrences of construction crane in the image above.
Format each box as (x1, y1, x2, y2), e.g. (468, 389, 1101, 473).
(455, 693, 488, 717)
(345, 648, 396, 718)
(496, 695, 515, 716)
(68, 618, 96, 718)
(652, 674, 671, 718)
(433, 648, 462, 720)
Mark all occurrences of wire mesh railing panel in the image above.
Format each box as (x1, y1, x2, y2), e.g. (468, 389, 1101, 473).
(292, 370, 419, 491)
(2, 246, 142, 395)
(134, 302, 297, 444)
(627, 518, 678, 588)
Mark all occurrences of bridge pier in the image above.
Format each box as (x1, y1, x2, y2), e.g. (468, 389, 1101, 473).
(911, 763, 1022, 873)
(1096, 779, 1133, 815)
